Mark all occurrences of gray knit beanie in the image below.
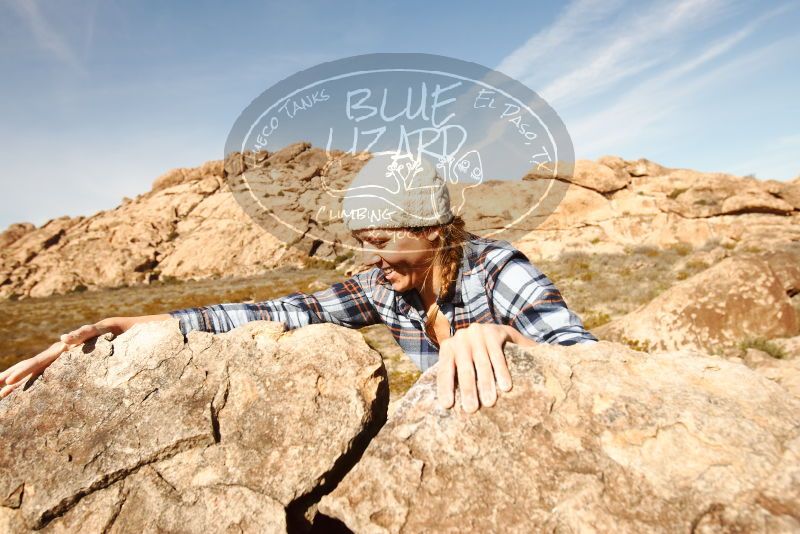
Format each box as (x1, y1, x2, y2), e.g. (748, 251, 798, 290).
(342, 152, 454, 231)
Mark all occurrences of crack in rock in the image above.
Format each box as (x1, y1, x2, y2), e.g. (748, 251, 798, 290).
(37, 434, 213, 530)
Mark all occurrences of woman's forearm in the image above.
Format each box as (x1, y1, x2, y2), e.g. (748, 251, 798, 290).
(98, 314, 174, 336)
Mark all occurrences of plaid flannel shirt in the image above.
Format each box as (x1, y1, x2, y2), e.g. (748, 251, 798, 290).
(168, 234, 598, 371)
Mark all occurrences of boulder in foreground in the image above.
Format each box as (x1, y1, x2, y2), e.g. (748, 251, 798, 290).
(0, 320, 388, 533)
(318, 341, 800, 533)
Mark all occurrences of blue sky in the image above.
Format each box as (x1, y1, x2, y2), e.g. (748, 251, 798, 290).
(1, 0, 798, 229)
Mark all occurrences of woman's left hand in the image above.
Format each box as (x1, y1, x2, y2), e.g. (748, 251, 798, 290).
(436, 323, 536, 413)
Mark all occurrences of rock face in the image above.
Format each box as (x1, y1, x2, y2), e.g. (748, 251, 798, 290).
(0, 320, 388, 533)
(738, 348, 800, 400)
(318, 341, 800, 533)
(0, 223, 35, 249)
(3, 321, 800, 533)
(764, 251, 800, 295)
(595, 256, 799, 353)
(537, 158, 631, 193)
(655, 172, 795, 218)
(2, 143, 799, 300)
(0, 143, 370, 300)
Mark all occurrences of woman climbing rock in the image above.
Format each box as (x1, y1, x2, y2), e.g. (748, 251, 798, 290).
(0, 152, 597, 412)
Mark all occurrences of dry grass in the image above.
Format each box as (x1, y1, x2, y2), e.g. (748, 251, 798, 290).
(738, 338, 787, 359)
(0, 268, 343, 371)
(537, 244, 715, 331)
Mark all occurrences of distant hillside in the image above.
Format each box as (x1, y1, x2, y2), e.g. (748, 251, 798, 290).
(1, 141, 798, 301)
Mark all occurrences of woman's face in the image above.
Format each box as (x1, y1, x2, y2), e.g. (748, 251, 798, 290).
(353, 227, 439, 293)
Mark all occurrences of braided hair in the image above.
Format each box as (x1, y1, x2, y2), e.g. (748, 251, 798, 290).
(410, 216, 468, 345)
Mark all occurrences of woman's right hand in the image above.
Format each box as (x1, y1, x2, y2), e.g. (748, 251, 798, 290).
(0, 320, 118, 399)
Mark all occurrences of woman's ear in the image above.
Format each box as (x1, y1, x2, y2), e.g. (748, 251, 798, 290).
(425, 229, 440, 242)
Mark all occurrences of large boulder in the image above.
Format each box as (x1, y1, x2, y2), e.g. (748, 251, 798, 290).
(318, 341, 800, 533)
(523, 159, 630, 194)
(758, 178, 800, 212)
(654, 173, 795, 218)
(595, 257, 798, 352)
(455, 178, 610, 234)
(0, 320, 388, 533)
(565, 160, 631, 194)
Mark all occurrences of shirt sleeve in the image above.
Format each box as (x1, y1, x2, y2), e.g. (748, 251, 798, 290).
(490, 255, 598, 345)
(167, 269, 382, 336)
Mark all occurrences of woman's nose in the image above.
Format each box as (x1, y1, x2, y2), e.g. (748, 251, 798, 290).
(361, 250, 381, 266)
(359, 245, 382, 266)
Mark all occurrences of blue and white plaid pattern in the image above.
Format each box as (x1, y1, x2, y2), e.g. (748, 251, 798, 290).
(168, 234, 598, 371)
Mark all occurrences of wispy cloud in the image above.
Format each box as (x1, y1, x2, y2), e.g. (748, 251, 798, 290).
(495, 0, 799, 179)
(539, 0, 726, 107)
(566, 2, 794, 150)
(569, 32, 798, 156)
(501, 0, 731, 108)
(496, 0, 628, 81)
(81, 0, 102, 60)
(5, 0, 82, 68)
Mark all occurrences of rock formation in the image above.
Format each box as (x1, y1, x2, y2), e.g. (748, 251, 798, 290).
(736, 347, 800, 400)
(1, 144, 799, 301)
(0, 320, 388, 532)
(318, 341, 800, 533)
(3, 320, 800, 532)
(595, 256, 799, 353)
(0, 144, 356, 299)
